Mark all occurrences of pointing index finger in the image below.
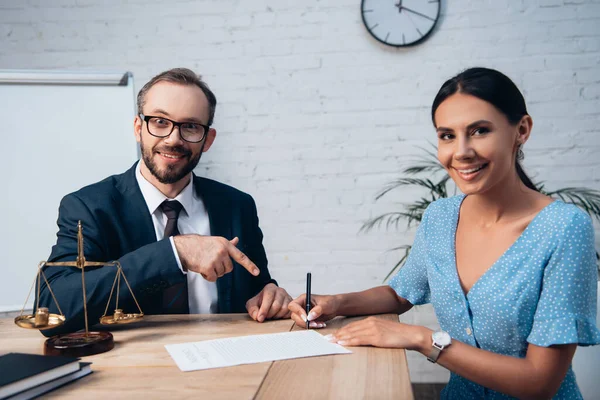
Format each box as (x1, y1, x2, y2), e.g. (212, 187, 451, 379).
(227, 241, 259, 276)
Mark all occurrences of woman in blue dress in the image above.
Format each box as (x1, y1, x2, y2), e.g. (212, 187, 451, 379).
(288, 67, 600, 399)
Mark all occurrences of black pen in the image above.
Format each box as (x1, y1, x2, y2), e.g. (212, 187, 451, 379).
(305, 272, 311, 329)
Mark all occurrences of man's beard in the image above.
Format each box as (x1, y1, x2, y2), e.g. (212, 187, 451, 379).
(141, 138, 203, 184)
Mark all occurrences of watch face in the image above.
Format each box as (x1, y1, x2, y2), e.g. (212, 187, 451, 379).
(432, 331, 451, 346)
(361, 0, 441, 47)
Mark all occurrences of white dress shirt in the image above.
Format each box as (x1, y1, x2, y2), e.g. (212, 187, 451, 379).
(135, 162, 218, 314)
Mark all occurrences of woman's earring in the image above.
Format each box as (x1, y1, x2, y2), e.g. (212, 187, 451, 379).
(517, 144, 525, 161)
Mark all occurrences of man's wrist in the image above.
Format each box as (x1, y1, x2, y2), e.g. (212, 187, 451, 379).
(169, 236, 187, 273)
(172, 234, 199, 272)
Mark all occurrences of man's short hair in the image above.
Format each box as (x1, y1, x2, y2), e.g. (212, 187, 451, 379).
(137, 68, 217, 126)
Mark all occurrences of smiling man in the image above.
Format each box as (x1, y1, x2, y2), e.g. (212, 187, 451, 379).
(37, 68, 291, 335)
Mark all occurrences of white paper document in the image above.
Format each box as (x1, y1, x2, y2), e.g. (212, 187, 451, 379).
(165, 330, 352, 372)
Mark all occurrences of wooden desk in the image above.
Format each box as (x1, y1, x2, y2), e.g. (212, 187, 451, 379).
(0, 314, 413, 399)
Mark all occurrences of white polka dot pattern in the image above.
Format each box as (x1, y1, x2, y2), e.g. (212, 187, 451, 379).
(389, 195, 600, 399)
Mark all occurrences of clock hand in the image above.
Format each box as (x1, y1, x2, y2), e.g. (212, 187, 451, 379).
(394, 1, 403, 13)
(400, 6, 435, 22)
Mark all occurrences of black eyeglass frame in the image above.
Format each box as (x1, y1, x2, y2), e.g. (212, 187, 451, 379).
(139, 114, 210, 143)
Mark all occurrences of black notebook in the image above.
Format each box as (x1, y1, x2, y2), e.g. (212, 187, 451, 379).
(7, 362, 92, 400)
(0, 353, 81, 399)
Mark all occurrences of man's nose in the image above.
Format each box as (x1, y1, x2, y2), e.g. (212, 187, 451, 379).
(165, 125, 185, 144)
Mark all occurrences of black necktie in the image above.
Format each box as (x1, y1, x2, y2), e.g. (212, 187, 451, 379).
(159, 200, 189, 314)
(161, 200, 183, 237)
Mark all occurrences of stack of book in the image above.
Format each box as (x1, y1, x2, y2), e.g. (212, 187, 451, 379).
(0, 353, 92, 400)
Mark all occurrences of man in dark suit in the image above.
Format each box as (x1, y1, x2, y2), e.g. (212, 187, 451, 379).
(38, 68, 292, 336)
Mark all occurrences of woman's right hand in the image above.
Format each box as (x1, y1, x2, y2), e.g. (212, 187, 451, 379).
(288, 293, 342, 329)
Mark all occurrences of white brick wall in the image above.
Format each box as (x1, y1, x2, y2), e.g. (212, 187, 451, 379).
(1, 0, 599, 383)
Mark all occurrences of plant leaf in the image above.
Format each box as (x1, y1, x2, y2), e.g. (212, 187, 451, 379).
(545, 187, 600, 222)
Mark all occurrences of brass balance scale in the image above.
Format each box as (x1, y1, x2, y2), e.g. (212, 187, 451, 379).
(14, 221, 144, 357)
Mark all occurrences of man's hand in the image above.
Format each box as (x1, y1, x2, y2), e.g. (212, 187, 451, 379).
(246, 283, 292, 322)
(173, 235, 259, 281)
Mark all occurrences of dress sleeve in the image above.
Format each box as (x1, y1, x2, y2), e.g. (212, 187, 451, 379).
(388, 207, 431, 306)
(527, 209, 600, 347)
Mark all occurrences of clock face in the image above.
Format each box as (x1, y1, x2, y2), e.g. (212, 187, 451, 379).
(361, 0, 441, 47)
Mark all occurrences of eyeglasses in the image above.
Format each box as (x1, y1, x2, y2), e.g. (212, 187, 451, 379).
(140, 114, 209, 143)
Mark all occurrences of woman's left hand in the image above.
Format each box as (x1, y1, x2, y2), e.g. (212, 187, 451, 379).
(328, 316, 431, 351)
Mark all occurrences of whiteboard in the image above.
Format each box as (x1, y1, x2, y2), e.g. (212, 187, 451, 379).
(0, 70, 138, 312)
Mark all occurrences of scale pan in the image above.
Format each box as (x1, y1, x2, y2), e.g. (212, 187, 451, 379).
(14, 314, 66, 330)
(99, 313, 144, 325)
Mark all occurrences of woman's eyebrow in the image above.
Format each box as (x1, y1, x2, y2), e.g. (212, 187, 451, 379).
(436, 119, 493, 133)
(465, 119, 492, 131)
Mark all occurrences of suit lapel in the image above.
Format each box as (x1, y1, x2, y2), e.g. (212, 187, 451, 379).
(116, 162, 156, 248)
(117, 167, 234, 314)
(195, 176, 233, 313)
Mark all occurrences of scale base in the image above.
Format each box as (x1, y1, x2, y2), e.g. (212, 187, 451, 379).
(44, 331, 114, 357)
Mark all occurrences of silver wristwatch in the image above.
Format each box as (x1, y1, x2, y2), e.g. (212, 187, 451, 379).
(427, 330, 451, 363)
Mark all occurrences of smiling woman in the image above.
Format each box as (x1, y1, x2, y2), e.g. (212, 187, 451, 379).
(432, 68, 538, 193)
(287, 68, 600, 400)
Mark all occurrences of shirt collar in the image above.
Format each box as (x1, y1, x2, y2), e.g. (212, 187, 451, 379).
(135, 161, 194, 217)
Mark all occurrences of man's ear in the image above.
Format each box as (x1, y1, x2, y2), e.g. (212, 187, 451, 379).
(202, 128, 217, 152)
(134, 115, 142, 143)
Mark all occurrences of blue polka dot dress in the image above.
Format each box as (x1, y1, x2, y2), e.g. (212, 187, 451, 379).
(389, 195, 600, 399)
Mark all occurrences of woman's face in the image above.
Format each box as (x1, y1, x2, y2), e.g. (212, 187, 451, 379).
(434, 93, 530, 195)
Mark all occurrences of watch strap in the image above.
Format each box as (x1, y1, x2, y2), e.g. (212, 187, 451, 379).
(427, 342, 444, 363)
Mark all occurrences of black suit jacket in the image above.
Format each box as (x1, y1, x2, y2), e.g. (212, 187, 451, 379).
(37, 162, 276, 336)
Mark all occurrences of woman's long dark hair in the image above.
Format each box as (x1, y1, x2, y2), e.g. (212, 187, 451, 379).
(431, 67, 538, 191)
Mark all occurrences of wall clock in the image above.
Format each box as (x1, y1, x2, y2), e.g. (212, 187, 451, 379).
(361, 0, 441, 47)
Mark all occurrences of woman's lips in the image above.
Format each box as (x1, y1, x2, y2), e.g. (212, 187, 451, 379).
(454, 163, 488, 181)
